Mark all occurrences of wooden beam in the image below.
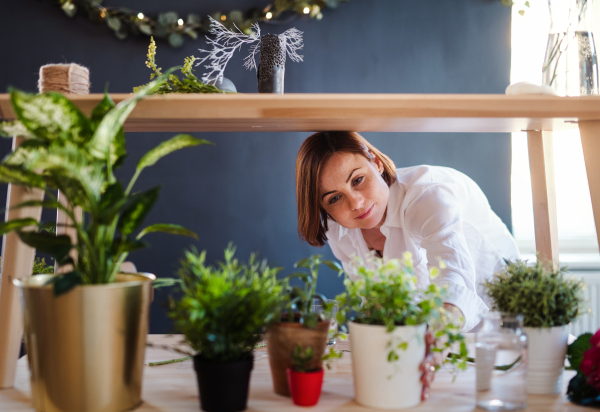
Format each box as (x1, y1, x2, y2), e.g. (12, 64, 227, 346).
(0, 137, 44, 388)
(527, 130, 559, 267)
(578, 120, 600, 253)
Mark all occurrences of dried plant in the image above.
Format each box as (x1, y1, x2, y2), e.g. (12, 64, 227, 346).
(197, 16, 304, 83)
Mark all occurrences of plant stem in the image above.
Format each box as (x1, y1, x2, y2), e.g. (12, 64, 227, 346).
(148, 356, 191, 366)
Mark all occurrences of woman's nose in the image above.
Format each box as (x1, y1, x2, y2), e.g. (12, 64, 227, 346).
(348, 192, 364, 210)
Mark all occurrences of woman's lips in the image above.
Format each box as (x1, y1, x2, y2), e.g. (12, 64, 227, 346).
(355, 204, 374, 220)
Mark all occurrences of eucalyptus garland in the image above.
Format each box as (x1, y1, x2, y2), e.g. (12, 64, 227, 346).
(53, 0, 349, 48)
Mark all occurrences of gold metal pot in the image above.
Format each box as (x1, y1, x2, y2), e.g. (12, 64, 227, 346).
(14, 273, 155, 412)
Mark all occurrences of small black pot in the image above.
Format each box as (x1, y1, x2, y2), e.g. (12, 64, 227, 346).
(193, 354, 254, 412)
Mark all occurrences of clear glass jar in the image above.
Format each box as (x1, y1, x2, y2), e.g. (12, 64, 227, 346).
(542, 0, 598, 96)
(476, 312, 528, 411)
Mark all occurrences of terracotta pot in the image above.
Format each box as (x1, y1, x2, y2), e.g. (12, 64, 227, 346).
(266, 319, 330, 396)
(287, 368, 324, 407)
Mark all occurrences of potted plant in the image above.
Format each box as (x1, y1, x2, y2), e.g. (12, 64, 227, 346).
(483, 258, 586, 395)
(0, 74, 205, 412)
(168, 244, 283, 412)
(335, 253, 468, 410)
(266, 254, 340, 396)
(286, 344, 324, 407)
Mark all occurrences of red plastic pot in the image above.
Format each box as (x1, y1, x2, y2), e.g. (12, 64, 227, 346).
(286, 367, 324, 407)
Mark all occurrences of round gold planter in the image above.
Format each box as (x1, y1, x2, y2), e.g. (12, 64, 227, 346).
(14, 273, 155, 412)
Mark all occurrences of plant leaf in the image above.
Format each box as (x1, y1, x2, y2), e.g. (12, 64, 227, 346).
(0, 164, 46, 188)
(113, 237, 149, 253)
(17, 231, 72, 262)
(153, 277, 182, 288)
(90, 92, 116, 127)
(567, 333, 593, 372)
(0, 120, 36, 138)
(9, 88, 91, 144)
(136, 134, 212, 173)
(323, 260, 342, 273)
(0, 218, 39, 235)
(87, 69, 175, 162)
(118, 186, 161, 235)
(47, 271, 83, 295)
(136, 223, 198, 240)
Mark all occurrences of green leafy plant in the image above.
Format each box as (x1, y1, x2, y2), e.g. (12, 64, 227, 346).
(133, 37, 228, 94)
(290, 344, 317, 373)
(335, 253, 468, 369)
(282, 255, 342, 328)
(0, 72, 208, 294)
(168, 244, 283, 363)
(0, 255, 54, 275)
(483, 259, 586, 328)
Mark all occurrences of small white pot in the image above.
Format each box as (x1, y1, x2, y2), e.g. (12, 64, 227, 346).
(523, 325, 570, 395)
(348, 321, 427, 410)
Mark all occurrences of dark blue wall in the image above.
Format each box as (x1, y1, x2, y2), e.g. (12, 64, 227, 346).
(0, 0, 512, 333)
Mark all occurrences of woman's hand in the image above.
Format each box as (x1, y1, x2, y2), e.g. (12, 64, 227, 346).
(420, 330, 437, 400)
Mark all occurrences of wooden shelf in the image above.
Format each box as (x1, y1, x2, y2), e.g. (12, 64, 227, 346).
(2, 93, 600, 133)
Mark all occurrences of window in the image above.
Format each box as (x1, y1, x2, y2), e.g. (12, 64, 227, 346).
(510, 0, 600, 268)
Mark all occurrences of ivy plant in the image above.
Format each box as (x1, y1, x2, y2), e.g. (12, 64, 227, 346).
(168, 244, 284, 363)
(483, 259, 586, 328)
(281, 255, 341, 328)
(0, 71, 207, 294)
(335, 253, 468, 369)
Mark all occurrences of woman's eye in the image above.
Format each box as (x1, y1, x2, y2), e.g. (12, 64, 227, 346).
(329, 195, 340, 205)
(353, 176, 364, 186)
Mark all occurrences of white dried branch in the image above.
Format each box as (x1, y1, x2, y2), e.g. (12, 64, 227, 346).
(244, 41, 261, 71)
(196, 17, 260, 83)
(281, 28, 304, 63)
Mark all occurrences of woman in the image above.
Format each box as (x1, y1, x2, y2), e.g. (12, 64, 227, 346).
(295, 131, 520, 333)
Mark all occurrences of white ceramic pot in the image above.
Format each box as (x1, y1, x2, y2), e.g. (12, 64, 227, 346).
(348, 321, 427, 410)
(523, 325, 570, 395)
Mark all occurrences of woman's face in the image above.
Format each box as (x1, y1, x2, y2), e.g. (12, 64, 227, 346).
(319, 151, 390, 230)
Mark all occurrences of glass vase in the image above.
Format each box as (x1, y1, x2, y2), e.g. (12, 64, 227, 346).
(542, 0, 598, 96)
(476, 312, 528, 411)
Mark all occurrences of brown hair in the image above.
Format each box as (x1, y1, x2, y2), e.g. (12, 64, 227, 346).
(295, 131, 397, 247)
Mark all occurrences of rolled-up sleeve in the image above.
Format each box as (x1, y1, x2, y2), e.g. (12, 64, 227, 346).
(405, 186, 489, 331)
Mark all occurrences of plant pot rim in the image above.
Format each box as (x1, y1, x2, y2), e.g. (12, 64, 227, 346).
(522, 324, 571, 329)
(286, 367, 324, 375)
(349, 320, 426, 328)
(271, 319, 331, 329)
(13, 272, 156, 289)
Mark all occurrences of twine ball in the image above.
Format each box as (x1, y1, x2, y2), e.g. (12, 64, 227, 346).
(38, 63, 90, 94)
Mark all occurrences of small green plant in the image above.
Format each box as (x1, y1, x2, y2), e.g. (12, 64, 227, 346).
(133, 37, 229, 94)
(282, 255, 342, 328)
(0, 256, 54, 275)
(168, 244, 283, 363)
(291, 344, 316, 373)
(335, 253, 468, 370)
(0, 72, 207, 294)
(483, 259, 586, 328)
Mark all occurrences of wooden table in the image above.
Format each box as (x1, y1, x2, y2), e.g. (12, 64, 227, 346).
(1, 93, 600, 390)
(0, 334, 589, 411)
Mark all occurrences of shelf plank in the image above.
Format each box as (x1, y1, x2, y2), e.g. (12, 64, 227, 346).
(1, 94, 599, 133)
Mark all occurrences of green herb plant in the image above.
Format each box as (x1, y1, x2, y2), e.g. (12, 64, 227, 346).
(335, 252, 468, 370)
(133, 37, 228, 94)
(290, 344, 317, 373)
(0, 72, 207, 294)
(282, 255, 342, 328)
(168, 244, 283, 363)
(483, 259, 586, 328)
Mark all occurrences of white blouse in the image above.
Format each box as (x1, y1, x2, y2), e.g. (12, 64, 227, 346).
(326, 165, 520, 332)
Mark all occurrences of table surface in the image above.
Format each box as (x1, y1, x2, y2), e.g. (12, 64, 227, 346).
(2, 93, 600, 133)
(0, 334, 589, 412)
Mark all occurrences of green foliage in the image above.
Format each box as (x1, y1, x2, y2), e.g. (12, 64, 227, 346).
(0, 77, 207, 294)
(483, 259, 586, 327)
(567, 333, 593, 372)
(290, 344, 316, 372)
(281, 255, 342, 328)
(133, 37, 228, 94)
(335, 253, 468, 370)
(168, 244, 283, 362)
(0, 256, 54, 275)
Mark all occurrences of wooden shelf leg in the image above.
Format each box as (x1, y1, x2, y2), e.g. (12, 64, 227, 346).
(527, 130, 559, 267)
(0, 136, 44, 388)
(578, 120, 600, 253)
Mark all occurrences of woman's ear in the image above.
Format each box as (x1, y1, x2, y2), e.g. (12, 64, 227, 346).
(371, 154, 384, 174)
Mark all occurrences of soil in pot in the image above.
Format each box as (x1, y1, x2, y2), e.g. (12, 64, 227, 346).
(193, 354, 254, 412)
(286, 368, 324, 407)
(267, 315, 330, 396)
